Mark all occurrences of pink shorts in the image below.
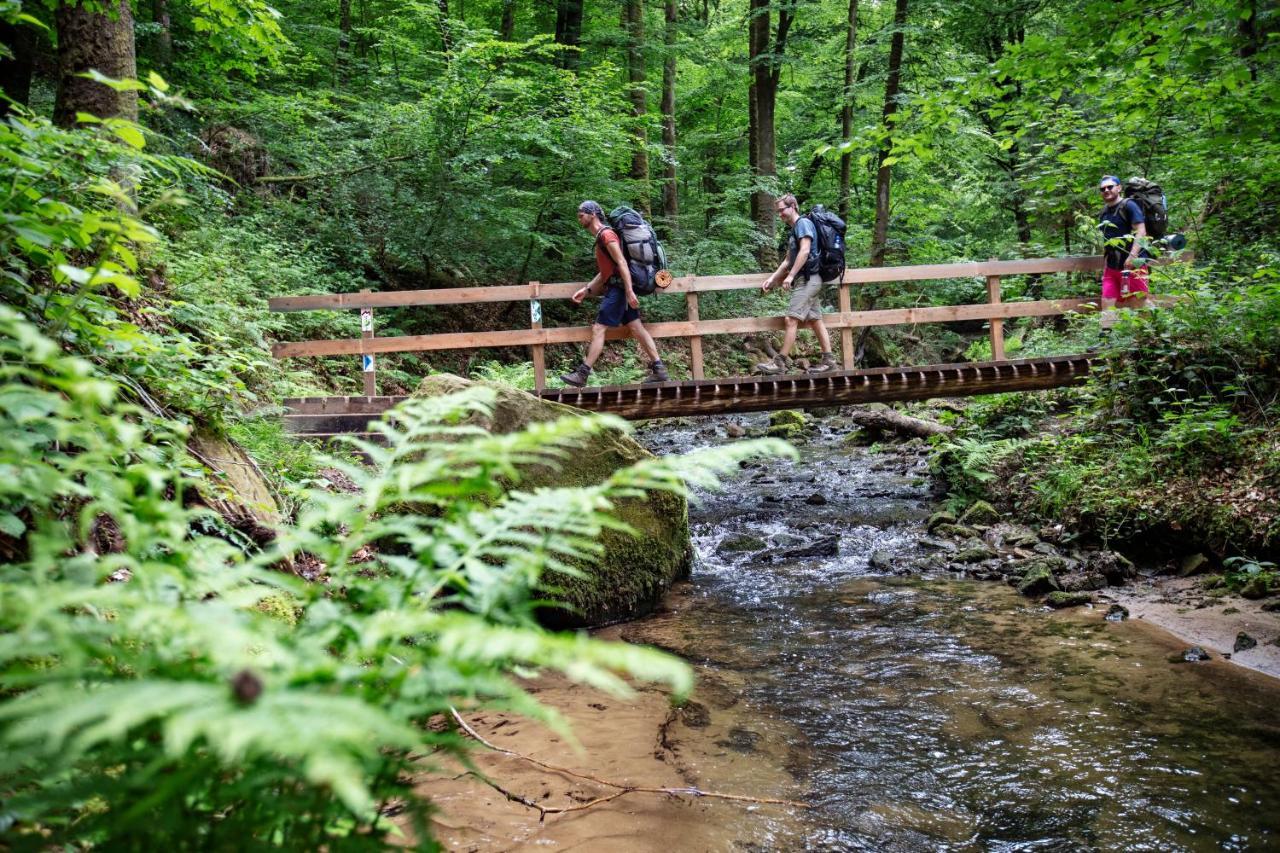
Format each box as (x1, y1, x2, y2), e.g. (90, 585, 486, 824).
(1101, 266, 1149, 303)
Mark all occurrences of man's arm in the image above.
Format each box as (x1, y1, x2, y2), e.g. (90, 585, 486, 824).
(762, 257, 792, 292)
(780, 237, 811, 288)
(571, 272, 604, 304)
(604, 237, 640, 309)
(1125, 221, 1148, 268)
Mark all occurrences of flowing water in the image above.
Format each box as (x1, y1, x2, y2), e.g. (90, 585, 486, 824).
(625, 414, 1280, 851)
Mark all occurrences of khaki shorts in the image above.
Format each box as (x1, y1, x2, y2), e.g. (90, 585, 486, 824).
(785, 275, 832, 322)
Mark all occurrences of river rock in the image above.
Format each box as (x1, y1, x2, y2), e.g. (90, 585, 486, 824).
(954, 544, 998, 564)
(958, 500, 1001, 526)
(1015, 558, 1063, 596)
(934, 523, 979, 540)
(1059, 571, 1108, 592)
(725, 422, 747, 438)
(805, 492, 828, 506)
(1234, 632, 1258, 653)
(869, 550, 895, 571)
(778, 535, 840, 560)
(413, 374, 690, 628)
(917, 536, 957, 553)
(1046, 591, 1093, 608)
(1086, 550, 1136, 585)
(1262, 600, 1280, 612)
(1105, 604, 1129, 621)
(1240, 576, 1272, 599)
(926, 510, 957, 532)
(718, 534, 767, 555)
(1178, 552, 1212, 577)
(767, 409, 808, 439)
(1180, 646, 1212, 662)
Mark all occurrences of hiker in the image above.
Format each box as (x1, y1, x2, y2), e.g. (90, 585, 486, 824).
(1097, 175, 1151, 329)
(559, 201, 669, 387)
(755, 194, 839, 375)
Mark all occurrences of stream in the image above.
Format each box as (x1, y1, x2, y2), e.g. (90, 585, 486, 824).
(621, 412, 1280, 851)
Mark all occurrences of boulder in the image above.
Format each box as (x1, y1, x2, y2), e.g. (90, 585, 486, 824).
(1059, 572, 1108, 593)
(1104, 604, 1129, 621)
(1240, 576, 1272, 599)
(1086, 550, 1136, 586)
(413, 375, 691, 627)
(1178, 552, 1212, 577)
(718, 534, 767, 555)
(767, 409, 808, 439)
(954, 544, 998, 564)
(1234, 632, 1258, 653)
(869, 550, 895, 571)
(1046, 591, 1092, 608)
(725, 422, 747, 438)
(933, 523, 979, 540)
(777, 535, 840, 560)
(1179, 646, 1212, 662)
(958, 500, 1001, 526)
(1015, 558, 1062, 596)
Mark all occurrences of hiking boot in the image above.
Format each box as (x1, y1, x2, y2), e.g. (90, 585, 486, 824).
(643, 360, 670, 383)
(755, 354, 792, 375)
(560, 363, 592, 387)
(807, 352, 840, 374)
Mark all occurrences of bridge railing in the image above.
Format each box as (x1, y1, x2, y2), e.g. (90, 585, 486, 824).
(268, 254, 1185, 393)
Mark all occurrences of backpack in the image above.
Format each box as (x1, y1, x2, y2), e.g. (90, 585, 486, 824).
(604, 206, 669, 296)
(1122, 177, 1168, 239)
(805, 205, 847, 282)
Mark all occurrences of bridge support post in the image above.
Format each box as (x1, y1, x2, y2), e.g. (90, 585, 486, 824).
(686, 292, 704, 380)
(986, 270, 1005, 361)
(360, 288, 376, 396)
(839, 278, 855, 370)
(529, 281, 546, 391)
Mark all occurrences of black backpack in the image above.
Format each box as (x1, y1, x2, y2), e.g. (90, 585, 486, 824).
(805, 205, 847, 282)
(1122, 177, 1168, 239)
(604, 206, 669, 296)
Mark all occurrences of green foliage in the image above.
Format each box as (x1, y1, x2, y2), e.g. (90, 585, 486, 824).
(0, 305, 789, 846)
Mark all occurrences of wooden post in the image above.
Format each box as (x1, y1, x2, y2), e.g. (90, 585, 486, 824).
(838, 278, 855, 369)
(686, 291, 704, 380)
(529, 281, 546, 391)
(359, 288, 376, 396)
(985, 268, 1005, 362)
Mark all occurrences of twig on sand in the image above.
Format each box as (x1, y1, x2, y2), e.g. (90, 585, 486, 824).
(448, 707, 810, 821)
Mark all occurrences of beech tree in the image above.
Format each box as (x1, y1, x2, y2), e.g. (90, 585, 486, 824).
(54, 0, 137, 127)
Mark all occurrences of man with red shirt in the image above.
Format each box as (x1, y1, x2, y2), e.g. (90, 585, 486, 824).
(559, 201, 669, 387)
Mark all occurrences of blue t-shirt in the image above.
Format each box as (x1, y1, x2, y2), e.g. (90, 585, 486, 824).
(1099, 199, 1151, 270)
(787, 216, 820, 276)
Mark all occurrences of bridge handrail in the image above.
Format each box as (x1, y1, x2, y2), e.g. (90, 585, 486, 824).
(268, 253, 1189, 393)
(268, 255, 1108, 312)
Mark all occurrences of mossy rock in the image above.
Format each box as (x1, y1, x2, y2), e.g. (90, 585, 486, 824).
(188, 430, 281, 543)
(1046, 591, 1092, 608)
(255, 593, 301, 627)
(718, 534, 768, 555)
(1178, 553, 1212, 577)
(1240, 575, 1273, 600)
(926, 510, 957, 532)
(412, 374, 691, 628)
(766, 423, 806, 441)
(958, 500, 1001, 526)
(1016, 559, 1062, 596)
(954, 544, 997, 564)
(767, 409, 809, 439)
(933, 523, 979, 540)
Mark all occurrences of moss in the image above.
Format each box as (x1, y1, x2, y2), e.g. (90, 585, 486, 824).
(958, 500, 1001, 526)
(414, 375, 691, 628)
(1046, 591, 1092, 608)
(1016, 559, 1062, 596)
(255, 593, 301, 627)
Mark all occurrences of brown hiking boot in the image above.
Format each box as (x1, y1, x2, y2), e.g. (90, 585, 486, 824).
(807, 352, 840, 374)
(755, 354, 792, 375)
(643, 360, 670, 383)
(560, 363, 592, 387)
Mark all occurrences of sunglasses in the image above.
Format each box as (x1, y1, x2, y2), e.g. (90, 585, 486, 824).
(1099, 185, 1119, 193)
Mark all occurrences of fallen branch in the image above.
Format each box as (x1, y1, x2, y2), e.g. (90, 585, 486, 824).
(448, 708, 808, 820)
(847, 407, 952, 438)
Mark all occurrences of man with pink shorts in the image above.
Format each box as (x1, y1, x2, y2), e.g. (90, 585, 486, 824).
(1097, 175, 1150, 329)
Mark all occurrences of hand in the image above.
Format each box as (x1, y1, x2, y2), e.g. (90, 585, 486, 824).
(761, 277, 774, 293)
(1123, 257, 1136, 270)
(625, 288, 639, 309)
(571, 286, 588, 304)
(782, 275, 794, 291)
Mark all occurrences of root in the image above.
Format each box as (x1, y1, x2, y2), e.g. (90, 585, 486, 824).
(448, 708, 809, 821)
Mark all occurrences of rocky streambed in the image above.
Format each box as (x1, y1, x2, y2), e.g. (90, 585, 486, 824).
(418, 407, 1280, 850)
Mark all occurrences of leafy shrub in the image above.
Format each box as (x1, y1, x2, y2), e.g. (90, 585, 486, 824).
(0, 306, 789, 846)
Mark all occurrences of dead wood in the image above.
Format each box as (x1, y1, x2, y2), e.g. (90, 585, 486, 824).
(847, 407, 952, 438)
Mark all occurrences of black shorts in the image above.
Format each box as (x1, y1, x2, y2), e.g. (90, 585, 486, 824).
(596, 280, 641, 327)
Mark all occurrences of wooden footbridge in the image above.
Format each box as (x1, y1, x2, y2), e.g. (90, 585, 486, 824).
(269, 254, 1184, 437)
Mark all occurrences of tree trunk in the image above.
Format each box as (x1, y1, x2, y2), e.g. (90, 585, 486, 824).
(623, 0, 649, 213)
(152, 0, 172, 66)
(748, 0, 793, 267)
(838, 0, 859, 220)
(554, 0, 583, 69)
(848, 407, 951, 438)
(659, 0, 677, 233)
(437, 0, 453, 55)
(869, 0, 907, 267)
(54, 1, 137, 127)
(0, 20, 36, 116)
(337, 0, 353, 82)
(500, 0, 516, 40)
